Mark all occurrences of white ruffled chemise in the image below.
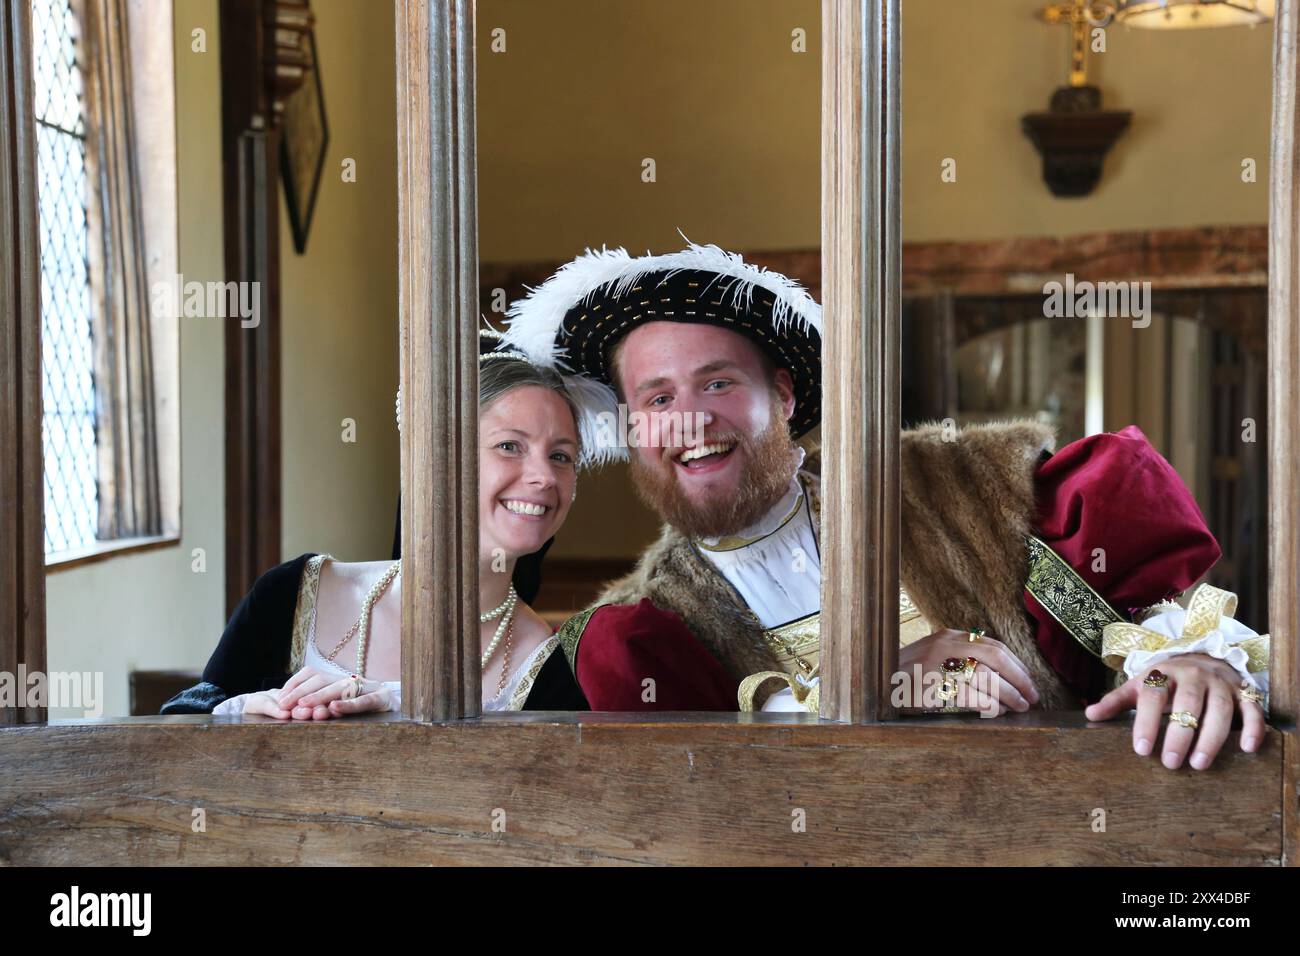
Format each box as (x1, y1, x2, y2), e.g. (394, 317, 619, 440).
(212, 556, 557, 716)
(695, 451, 821, 712)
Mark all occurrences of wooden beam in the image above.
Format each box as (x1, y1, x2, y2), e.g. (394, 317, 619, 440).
(0, 0, 47, 726)
(395, 0, 479, 720)
(1268, 0, 1299, 726)
(0, 715, 1285, 865)
(820, 0, 901, 722)
(221, 0, 284, 618)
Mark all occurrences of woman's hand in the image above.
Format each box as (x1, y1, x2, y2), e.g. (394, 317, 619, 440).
(1085, 653, 1266, 770)
(898, 628, 1041, 716)
(240, 690, 293, 719)
(241, 666, 393, 720)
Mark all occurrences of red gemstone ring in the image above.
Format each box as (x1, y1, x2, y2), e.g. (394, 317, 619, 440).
(1142, 669, 1169, 691)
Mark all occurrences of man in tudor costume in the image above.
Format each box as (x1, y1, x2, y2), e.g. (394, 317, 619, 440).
(505, 242, 1271, 770)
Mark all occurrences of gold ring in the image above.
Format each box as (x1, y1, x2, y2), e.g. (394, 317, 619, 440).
(1239, 682, 1266, 705)
(1142, 669, 1169, 691)
(968, 629, 985, 643)
(937, 678, 959, 702)
(1169, 711, 1199, 729)
(960, 656, 978, 684)
(341, 674, 361, 700)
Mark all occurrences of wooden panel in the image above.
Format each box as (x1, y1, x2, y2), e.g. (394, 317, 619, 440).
(1268, 0, 1299, 726)
(396, 0, 479, 720)
(129, 670, 201, 717)
(903, 226, 1268, 296)
(0, 0, 47, 726)
(0, 715, 1284, 865)
(820, 0, 900, 722)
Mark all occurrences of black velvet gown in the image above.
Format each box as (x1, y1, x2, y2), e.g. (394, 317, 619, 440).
(160, 551, 589, 714)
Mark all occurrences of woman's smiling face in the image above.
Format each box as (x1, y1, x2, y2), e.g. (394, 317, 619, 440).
(478, 384, 579, 563)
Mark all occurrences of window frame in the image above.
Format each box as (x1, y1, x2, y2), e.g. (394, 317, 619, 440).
(34, 0, 182, 570)
(0, 0, 1295, 865)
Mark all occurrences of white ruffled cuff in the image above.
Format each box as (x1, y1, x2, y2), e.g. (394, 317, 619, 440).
(212, 693, 252, 716)
(1122, 607, 1269, 697)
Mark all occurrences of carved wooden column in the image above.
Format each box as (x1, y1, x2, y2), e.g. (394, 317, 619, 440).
(820, 0, 901, 723)
(395, 0, 480, 721)
(0, 0, 47, 725)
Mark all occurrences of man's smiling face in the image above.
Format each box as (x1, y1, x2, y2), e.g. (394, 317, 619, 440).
(613, 321, 801, 539)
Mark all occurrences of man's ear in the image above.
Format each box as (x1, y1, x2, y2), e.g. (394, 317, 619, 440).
(773, 368, 796, 422)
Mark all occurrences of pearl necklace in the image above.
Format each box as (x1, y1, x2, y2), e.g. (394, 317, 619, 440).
(480, 586, 518, 668)
(480, 584, 517, 624)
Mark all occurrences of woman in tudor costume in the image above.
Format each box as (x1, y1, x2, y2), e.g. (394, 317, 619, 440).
(161, 332, 595, 717)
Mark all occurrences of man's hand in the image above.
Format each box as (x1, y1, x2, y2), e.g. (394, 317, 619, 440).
(1085, 653, 1266, 770)
(898, 629, 1041, 715)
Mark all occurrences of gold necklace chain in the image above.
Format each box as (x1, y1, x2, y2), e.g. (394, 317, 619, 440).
(495, 616, 514, 695)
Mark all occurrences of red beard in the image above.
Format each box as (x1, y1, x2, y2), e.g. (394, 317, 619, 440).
(630, 396, 801, 540)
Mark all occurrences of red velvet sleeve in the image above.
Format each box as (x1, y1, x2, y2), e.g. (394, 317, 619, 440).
(1028, 425, 1221, 700)
(569, 599, 739, 711)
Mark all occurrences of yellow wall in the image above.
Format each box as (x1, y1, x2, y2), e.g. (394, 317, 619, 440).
(45, 0, 399, 717)
(476, 0, 823, 263)
(478, 0, 1272, 262)
(279, 0, 399, 562)
(901, 0, 1272, 241)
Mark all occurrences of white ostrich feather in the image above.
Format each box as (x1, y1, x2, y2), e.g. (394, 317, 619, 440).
(558, 370, 625, 469)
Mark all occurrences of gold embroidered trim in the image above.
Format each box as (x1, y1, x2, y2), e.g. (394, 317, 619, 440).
(506, 636, 561, 711)
(1100, 583, 1270, 673)
(1183, 583, 1237, 641)
(556, 605, 601, 675)
(1238, 635, 1271, 673)
(1023, 535, 1117, 660)
(738, 667, 820, 712)
(763, 612, 820, 676)
(290, 554, 330, 672)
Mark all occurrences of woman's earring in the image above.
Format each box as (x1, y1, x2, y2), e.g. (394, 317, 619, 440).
(571, 485, 578, 503)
